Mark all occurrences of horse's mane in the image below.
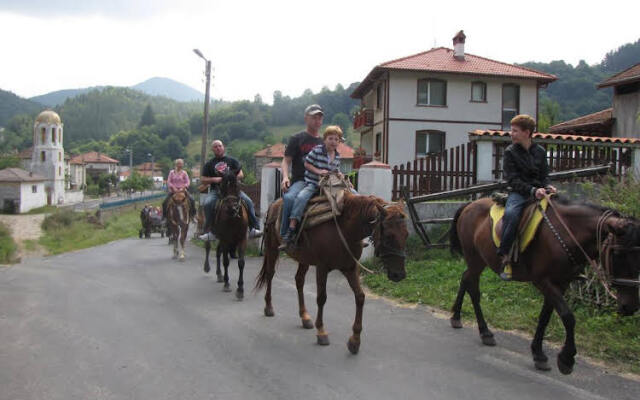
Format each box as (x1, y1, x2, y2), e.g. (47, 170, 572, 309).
(552, 195, 621, 217)
(342, 193, 406, 218)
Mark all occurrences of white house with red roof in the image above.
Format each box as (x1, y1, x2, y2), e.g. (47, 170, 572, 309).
(351, 31, 556, 166)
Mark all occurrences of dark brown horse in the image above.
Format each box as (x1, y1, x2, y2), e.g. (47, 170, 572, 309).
(167, 192, 190, 261)
(450, 196, 640, 374)
(255, 192, 408, 354)
(203, 172, 248, 299)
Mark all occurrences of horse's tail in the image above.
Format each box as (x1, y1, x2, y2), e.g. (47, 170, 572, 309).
(254, 203, 280, 291)
(450, 202, 471, 256)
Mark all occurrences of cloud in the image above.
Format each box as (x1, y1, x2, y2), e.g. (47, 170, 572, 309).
(0, 0, 188, 18)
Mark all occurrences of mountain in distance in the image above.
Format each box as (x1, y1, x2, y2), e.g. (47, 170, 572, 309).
(131, 77, 204, 102)
(0, 88, 43, 127)
(28, 77, 204, 107)
(30, 87, 103, 107)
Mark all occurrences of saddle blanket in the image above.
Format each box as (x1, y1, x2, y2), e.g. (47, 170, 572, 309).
(490, 196, 549, 253)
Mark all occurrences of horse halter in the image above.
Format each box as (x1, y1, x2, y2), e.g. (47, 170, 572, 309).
(371, 209, 407, 260)
(220, 194, 243, 219)
(600, 232, 640, 288)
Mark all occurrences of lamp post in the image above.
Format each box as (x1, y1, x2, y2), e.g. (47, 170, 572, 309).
(147, 153, 154, 189)
(193, 48, 211, 175)
(125, 147, 132, 170)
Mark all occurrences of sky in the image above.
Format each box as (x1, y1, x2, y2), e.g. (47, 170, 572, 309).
(0, 0, 638, 103)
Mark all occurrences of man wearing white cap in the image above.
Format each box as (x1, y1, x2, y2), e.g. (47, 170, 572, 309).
(279, 104, 324, 241)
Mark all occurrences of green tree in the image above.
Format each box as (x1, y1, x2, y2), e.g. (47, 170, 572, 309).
(0, 154, 21, 169)
(119, 171, 153, 193)
(330, 112, 351, 142)
(537, 98, 561, 132)
(139, 103, 156, 127)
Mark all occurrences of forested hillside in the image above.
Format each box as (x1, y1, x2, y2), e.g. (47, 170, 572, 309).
(0, 89, 42, 127)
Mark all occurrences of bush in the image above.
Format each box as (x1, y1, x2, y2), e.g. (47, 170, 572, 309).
(41, 209, 82, 231)
(0, 222, 17, 263)
(594, 177, 640, 217)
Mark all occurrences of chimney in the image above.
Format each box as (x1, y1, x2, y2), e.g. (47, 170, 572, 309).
(453, 30, 466, 61)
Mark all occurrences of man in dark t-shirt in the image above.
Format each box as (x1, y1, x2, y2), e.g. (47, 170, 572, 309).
(279, 104, 324, 238)
(198, 140, 262, 241)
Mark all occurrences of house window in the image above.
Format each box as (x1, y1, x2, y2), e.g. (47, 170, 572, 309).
(51, 128, 56, 143)
(58, 152, 62, 161)
(376, 84, 384, 109)
(417, 79, 447, 106)
(502, 84, 520, 130)
(375, 132, 382, 155)
(40, 151, 46, 162)
(32, 185, 37, 193)
(41, 128, 46, 144)
(415, 130, 445, 158)
(59, 166, 62, 176)
(471, 81, 487, 102)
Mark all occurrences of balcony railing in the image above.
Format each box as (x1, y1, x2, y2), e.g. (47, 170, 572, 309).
(353, 108, 374, 130)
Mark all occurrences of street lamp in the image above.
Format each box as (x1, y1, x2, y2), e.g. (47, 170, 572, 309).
(193, 48, 211, 175)
(125, 147, 132, 170)
(147, 153, 154, 189)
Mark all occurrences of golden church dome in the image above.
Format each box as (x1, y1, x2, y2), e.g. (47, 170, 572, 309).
(35, 110, 62, 125)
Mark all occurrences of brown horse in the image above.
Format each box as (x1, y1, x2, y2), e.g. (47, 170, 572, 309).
(203, 172, 248, 299)
(450, 195, 640, 374)
(167, 191, 190, 261)
(255, 192, 408, 354)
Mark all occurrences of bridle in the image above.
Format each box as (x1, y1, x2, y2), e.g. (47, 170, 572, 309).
(540, 195, 640, 299)
(371, 210, 407, 260)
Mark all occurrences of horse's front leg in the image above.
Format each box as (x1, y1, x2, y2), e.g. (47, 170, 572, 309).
(235, 245, 245, 300)
(172, 226, 179, 259)
(539, 280, 575, 374)
(296, 263, 313, 329)
(530, 297, 554, 371)
(179, 225, 186, 261)
(222, 247, 231, 292)
(215, 244, 223, 282)
(315, 267, 330, 346)
(342, 267, 365, 354)
(204, 240, 211, 273)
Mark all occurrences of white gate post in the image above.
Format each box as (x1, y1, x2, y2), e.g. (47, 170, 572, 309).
(357, 161, 392, 201)
(260, 163, 279, 220)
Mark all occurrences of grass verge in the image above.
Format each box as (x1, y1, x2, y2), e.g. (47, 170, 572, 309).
(0, 222, 17, 264)
(39, 206, 149, 255)
(362, 236, 640, 374)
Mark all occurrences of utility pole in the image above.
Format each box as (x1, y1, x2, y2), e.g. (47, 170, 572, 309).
(194, 49, 212, 175)
(128, 147, 133, 170)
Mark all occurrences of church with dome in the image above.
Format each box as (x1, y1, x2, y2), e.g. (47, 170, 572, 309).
(0, 110, 85, 212)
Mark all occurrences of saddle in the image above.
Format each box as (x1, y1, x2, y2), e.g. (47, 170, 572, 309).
(274, 174, 351, 242)
(490, 195, 549, 259)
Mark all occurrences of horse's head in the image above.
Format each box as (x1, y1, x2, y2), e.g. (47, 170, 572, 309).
(220, 170, 239, 198)
(369, 199, 408, 282)
(171, 191, 187, 204)
(605, 218, 640, 316)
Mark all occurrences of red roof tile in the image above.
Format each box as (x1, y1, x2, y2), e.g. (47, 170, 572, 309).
(598, 63, 640, 88)
(470, 129, 640, 145)
(254, 142, 354, 159)
(352, 47, 556, 98)
(549, 108, 613, 134)
(70, 151, 119, 164)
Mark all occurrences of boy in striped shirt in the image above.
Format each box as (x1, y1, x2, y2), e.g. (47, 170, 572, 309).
(279, 125, 343, 249)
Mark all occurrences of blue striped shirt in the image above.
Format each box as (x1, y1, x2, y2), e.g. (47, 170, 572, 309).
(304, 144, 341, 185)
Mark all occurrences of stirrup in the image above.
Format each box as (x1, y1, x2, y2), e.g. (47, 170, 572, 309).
(499, 263, 513, 281)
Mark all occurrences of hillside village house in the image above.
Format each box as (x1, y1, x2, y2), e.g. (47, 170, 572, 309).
(0, 168, 46, 213)
(70, 151, 119, 179)
(351, 31, 557, 166)
(550, 62, 640, 137)
(254, 142, 355, 180)
(134, 162, 164, 188)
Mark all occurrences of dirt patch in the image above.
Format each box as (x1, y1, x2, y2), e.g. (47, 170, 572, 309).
(0, 214, 47, 261)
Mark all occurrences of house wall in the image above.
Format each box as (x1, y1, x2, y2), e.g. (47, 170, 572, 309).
(613, 91, 640, 138)
(19, 182, 46, 212)
(85, 162, 117, 174)
(0, 183, 20, 212)
(64, 190, 84, 204)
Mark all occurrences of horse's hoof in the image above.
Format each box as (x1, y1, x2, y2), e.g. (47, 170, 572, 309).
(557, 356, 574, 375)
(317, 335, 330, 346)
(216, 274, 223, 283)
(236, 288, 244, 300)
(301, 319, 314, 329)
(223, 284, 231, 292)
(204, 264, 210, 273)
(534, 360, 552, 371)
(481, 333, 496, 346)
(347, 338, 360, 354)
(450, 318, 463, 329)
(264, 307, 275, 317)
(172, 254, 178, 260)
(179, 255, 185, 262)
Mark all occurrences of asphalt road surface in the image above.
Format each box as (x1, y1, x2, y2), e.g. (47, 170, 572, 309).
(1, 238, 638, 400)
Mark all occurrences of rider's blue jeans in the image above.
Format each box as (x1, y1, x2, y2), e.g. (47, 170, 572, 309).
(239, 191, 259, 229)
(290, 183, 318, 223)
(498, 191, 529, 256)
(280, 180, 306, 236)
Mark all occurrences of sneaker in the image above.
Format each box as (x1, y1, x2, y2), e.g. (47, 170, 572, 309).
(199, 232, 216, 241)
(249, 227, 263, 238)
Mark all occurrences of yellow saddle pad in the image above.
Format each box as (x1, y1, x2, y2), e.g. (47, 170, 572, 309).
(490, 197, 548, 253)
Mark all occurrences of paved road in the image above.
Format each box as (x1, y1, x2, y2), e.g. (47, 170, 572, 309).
(1, 238, 638, 400)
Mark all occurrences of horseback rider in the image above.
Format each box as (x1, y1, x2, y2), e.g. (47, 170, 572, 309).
(162, 158, 196, 221)
(498, 114, 557, 281)
(280, 125, 344, 250)
(279, 104, 325, 241)
(198, 140, 262, 241)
